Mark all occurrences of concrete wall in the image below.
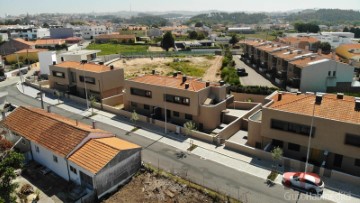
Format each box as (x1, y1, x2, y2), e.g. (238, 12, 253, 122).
(102, 94, 123, 106)
(218, 115, 241, 140)
(331, 170, 360, 186)
(231, 92, 267, 103)
(300, 60, 354, 92)
(30, 141, 69, 181)
(38, 51, 57, 75)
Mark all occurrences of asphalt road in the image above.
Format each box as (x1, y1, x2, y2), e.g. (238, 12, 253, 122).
(233, 55, 276, 88)
(1, 84, 332, 203)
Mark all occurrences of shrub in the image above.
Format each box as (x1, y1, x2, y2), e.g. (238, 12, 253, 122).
(0, 137, 13, 151)
(230, 85, 279, 95)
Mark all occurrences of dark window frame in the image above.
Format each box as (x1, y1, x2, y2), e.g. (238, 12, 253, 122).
(53, 155, 58, 163)
(173, 111, 179, 117)
(288, 143, 300, 151)
(70, 166, 77, 174)
(164, 94, 190, 106)
(185, 114, 192, 120)
(52, 71, 65, 78)
(271, 119, 315, 137)
(345, 134, 360, 147)
(79, 75, 96, 84)
(144, 104, 150, 110)
(130, 88, 152, 98)
(355, 159, 360, 167)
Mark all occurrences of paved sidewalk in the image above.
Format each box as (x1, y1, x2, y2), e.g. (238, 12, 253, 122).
(15, 83, 360, 203)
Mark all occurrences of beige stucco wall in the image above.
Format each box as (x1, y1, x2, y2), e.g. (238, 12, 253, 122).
(231, 92, 266, 103)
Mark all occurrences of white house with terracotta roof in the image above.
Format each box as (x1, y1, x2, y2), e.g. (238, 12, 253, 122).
(3, 106, 142, 199)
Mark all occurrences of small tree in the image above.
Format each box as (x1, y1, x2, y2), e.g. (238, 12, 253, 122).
(320, 42, 331, 54)
(194, 22, 203, 27)
(229, 35, 239, 46)
(188, 31, 198, 39)
(161, 31, 175, 52)
(89, 95, 96, 115)
(271, 146, 283, 172)
(183, 121, 196, 136)
(343, 27, 349, 32)
(130, 110, 139, 126)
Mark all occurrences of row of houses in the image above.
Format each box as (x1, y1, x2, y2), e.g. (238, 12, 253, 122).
(240, 39, 355, 93)
(3, 106, 142, 199)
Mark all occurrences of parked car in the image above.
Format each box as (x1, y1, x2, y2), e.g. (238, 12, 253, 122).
(282, 172, 324, 194)
(237, 68, 248, 77)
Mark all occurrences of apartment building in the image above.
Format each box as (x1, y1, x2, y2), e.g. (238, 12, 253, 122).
(123, 72, 232, 132)
(247, 92, 360, 176)
(240, 39, 354, 92)
(49, 61, 124, 99)
(81, 25, 112, 40)
(0, 25, 50, 40)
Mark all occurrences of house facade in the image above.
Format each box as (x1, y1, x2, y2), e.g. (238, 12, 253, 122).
(49, 61, 124, 99)
(240, 39, 354, 92)
(123, 73, 233, 132)
(3, 106, 142, 199)
(247, 92, 360, 176)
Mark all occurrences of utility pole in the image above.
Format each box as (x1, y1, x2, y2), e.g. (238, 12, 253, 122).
(16, 53, 24, 93)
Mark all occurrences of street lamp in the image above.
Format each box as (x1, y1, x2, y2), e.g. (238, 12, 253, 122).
(164, 76, 167, 134)
(81, 60, 89, 109)
(16, 53, 24, 93)
(304, 92, 322, 174)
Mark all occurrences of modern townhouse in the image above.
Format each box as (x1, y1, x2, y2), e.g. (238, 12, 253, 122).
(123, 72, 233, 132)
(49, 61, 124, 99)
(247, 91, 360, 177)
(278, 36, 319, 51)
(3, 106, 142, 199)
(240, 40, 354, 92)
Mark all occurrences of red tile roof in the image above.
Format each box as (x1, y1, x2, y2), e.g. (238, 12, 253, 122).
(55, 61, 117, 73)
(268, 93, 360, 124)
(68, 137, 140, 174)
(2, 106, 107, 157)
(129, 74, 213, 91)
(35, 39, 65, 45)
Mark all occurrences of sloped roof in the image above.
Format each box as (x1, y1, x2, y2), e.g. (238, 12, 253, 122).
(35, 39, 65, 45)
(68, 137, 140, 174)
(268, 93, 360, 124)
(13, 38, 35, 46)
(336, 44, 360, 60)
(3, 106, 107, 157)
(128, 74, 214, 92)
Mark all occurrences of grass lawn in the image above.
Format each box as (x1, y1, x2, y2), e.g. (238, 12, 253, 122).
(86, 43, 149, 55)
(238, 32, 276, 41)
(166, 61, 206, 77)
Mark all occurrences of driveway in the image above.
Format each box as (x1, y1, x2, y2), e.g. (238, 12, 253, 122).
(233, 55, 276, 87)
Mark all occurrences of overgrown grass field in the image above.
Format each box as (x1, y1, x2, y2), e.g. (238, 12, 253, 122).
(86, 43, 149, 55)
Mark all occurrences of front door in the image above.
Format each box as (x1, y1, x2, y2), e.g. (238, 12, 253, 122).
(310, 148, 322, 164)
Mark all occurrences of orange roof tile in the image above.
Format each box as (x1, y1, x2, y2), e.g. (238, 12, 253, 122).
(289, 56, 329, 68)
(35, 39, 65, 45)
(268, 93, 360, 124)
(279, 36, 319, 44)
(3, 106, 104, 157)
(68, 137, 140, 174)
(13, 38, 35, 46)
(129, 74, 212, 92)
(15, 49, 48, 54)
(336, 44, 360, 59)
(55, 61, 117, 73)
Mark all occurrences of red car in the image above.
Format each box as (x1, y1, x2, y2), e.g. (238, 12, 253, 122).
(282, 172, 324, 194)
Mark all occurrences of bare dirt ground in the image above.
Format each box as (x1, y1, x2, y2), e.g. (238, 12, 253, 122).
(202, 56, 223, 82)
(102, 171, 231, 203)
(110, 56, 222, 81)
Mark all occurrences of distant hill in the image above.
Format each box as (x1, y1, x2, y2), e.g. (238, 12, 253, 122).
(285, 9, 360, 24)
(187, 12, 267, 26)
(127, 15, 169, 26)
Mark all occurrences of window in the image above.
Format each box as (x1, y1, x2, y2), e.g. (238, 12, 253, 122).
(271, 119, 315, 137)
(70, 166, 77, 174)
(21, 139, 26, 145)
(328, 71, 331, 76)
(165, 94, 190, 106)
(53, 155, 58, 163)
(52, 71, 65, 78)
(35, 146, 39, 153)
(288, 143, 300, 151)
(345, 134, 360, 147)
(173, 111, 179, 117)
(185, 114, 192, 120)
(130, 88, 152, 98)
(79, 76, 96, 84)
(332, 71, 336, 77)
(144, 104, 150, 110)
(355, 159, 360, 167)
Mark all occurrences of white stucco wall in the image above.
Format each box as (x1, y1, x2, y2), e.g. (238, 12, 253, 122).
(38, 51, 57, 75)
(67, 160, 94, 186)
(30, 142, 69, 181)
(300, 60, 354, 92)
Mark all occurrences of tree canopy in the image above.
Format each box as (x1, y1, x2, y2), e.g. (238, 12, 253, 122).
(294, 22, 320, 33)
(229, 35, 239, 46)
(161, 31, 175, 52)
(188, 12, 267, 26)
(188, 31, 198, 40)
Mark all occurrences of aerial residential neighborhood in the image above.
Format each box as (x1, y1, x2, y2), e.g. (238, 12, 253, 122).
(0, 1, 359, 203)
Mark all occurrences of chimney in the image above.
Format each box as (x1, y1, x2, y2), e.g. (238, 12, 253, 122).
(296, 91, 301, 95)
(310, 55, 316, 60)
(336, 93, 344, 100)
(152, 69, 155, 75)
(92, 121, 96, 129)
(47, 106, 51, 113)
(110, 65, 114, 70)
(173, 72, 177, 77)
(219, 80, 225, 86)
(206, 81, 210, 87)
(182, 75, 187, 83)
(185, 83, 189, 89)
(52, 61, 56, 65)
(315, 93, 323, 105)
(355, 100, 360, 111)
(278, 92, 282, 101)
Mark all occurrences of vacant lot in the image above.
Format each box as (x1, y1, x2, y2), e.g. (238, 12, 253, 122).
(86, 43, 149, 55)
(111, 55, 222, 81)
(102, 170, 237, 203)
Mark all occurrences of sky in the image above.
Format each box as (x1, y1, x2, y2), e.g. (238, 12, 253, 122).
(0, 0, 359, 15)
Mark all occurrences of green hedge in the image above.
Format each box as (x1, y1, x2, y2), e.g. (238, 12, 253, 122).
(230, 85, 278, 95)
